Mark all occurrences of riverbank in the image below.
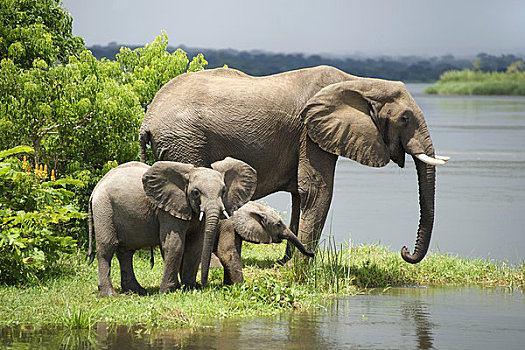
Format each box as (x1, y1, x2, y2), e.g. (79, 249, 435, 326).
(424, 69, 525, 95)
(0, 242, 522, 329)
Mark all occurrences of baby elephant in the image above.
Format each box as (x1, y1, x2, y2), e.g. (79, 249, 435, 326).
(88, 158, 256, 297)
(215, 202, 314, 284)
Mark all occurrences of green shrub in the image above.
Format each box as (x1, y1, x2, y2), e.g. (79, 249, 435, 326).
(425, 69, 525, 95)
(0, 146, 86, 285)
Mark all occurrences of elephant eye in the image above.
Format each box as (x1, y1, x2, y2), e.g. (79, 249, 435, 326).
(400, 115, 409, 126)
(191, 188, 200, 198)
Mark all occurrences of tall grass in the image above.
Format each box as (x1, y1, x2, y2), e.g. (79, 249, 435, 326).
(424, 69, 525, 95)
(61, 304, 103, 330)
(285, 236, 353, 294)
(283, 239, 524, 291)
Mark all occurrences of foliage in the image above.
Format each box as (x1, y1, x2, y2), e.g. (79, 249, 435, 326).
(0, 35, 207, 173)
(0, 53, 142, 169)
(0, 0, 85, 69)
(424, 68, 525, 95)
(0, 146, 86, 285)
(506, 60, 524, 73)
(0, 0, 208, 261)
(116, 31, 207, 110)
(472, 53, 524, 72)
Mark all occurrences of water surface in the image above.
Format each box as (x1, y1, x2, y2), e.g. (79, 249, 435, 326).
(2, 287, 524, 349)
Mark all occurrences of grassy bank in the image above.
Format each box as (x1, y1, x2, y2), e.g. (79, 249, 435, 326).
(424, 69, 525, 95)
(0, 241, 523, 329)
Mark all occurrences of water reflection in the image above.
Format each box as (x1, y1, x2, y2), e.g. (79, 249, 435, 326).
(401, 299, 434, 349)
(2, 287, 524, 349)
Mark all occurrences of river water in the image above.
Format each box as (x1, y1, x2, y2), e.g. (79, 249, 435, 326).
(263, 84, 525, 263)
(2, 287, 524, 349)
(2, 86, 525, 349)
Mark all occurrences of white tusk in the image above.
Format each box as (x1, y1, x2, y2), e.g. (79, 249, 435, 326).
(415, 154, 446, 166)
(223, 210, 230, 219)
(199, 211, 204, 222)
(435, 155, 450, 161)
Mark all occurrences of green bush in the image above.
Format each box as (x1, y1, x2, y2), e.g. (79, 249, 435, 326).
(425, 69, 525, 95)
(0, 146, 86, 285)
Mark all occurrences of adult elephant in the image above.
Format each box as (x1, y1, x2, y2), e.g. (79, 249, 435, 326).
(139, 66, 448, 264)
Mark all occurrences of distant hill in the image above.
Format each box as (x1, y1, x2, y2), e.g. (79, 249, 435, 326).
(88, 43, 522, 83)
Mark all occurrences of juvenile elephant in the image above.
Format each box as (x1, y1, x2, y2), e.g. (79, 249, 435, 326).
(139, 66, 449, 264)
(87, 158, 256, 297)
(215, 202, 314, 284)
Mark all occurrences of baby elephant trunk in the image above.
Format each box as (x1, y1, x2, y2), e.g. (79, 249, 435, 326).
(280, 229, 315, 258)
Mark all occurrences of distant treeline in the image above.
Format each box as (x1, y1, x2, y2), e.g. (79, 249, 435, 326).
(89, 43, 524, 83)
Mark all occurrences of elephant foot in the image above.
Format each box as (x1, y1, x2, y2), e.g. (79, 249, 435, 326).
(122, 284, 147, 296)
(159, 283, 181, 294)
(182, 282, 201, 291)
(223, 271, 243, 285)
(223, 277, 243, 285)
(98, 286, 119, 297)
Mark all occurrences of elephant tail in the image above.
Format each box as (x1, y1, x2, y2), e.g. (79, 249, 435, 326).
(139, 128, 150, 163)
(87, 195, 95, 265)
(150, 247, 155, 269)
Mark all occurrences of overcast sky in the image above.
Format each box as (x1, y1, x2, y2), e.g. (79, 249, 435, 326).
(62, 0, 525, 57)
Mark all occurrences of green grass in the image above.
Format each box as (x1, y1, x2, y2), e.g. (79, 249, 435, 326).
(424, 69, 525, 95)
(0, 241, 523, 329)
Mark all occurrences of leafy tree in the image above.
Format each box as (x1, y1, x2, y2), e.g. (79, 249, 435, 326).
(0, 53, 142, 170)
(116, 31, 207, 110)
(0, 0, 85, 69)
(0, 34, 207, 173)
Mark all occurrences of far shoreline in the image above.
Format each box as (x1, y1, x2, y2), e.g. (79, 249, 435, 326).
(424, 69, 525, 96)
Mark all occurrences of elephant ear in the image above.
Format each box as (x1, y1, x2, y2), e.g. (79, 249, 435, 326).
(232, 202, 272, 244)
(142, 161, 194, 220)
(301, 80, 390, 167)
(211, 157, 257, 215)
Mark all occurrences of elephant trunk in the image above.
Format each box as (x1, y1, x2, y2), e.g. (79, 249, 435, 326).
(401, 156, 435, 263)
(281, 229, 315, 258)
(200, 208, 221, 287)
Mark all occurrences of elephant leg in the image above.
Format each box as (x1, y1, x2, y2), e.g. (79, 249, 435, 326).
(296, 178, 335, 253)
(279, 192, 301, 264)
(116, 247, 146, 296)
(159, 214, 188, 293)
(93, 211, 119, 297)
(217, 222, 244, 284)
(180, 225, 205, 289)
(296, 136, 337, 252)
(96, 244, 118, 297)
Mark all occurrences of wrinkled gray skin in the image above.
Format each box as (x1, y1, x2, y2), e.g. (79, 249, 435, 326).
(88, 158, 256, 297)
(215, 202, 314, 284)
(140, 65, 439, 264)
